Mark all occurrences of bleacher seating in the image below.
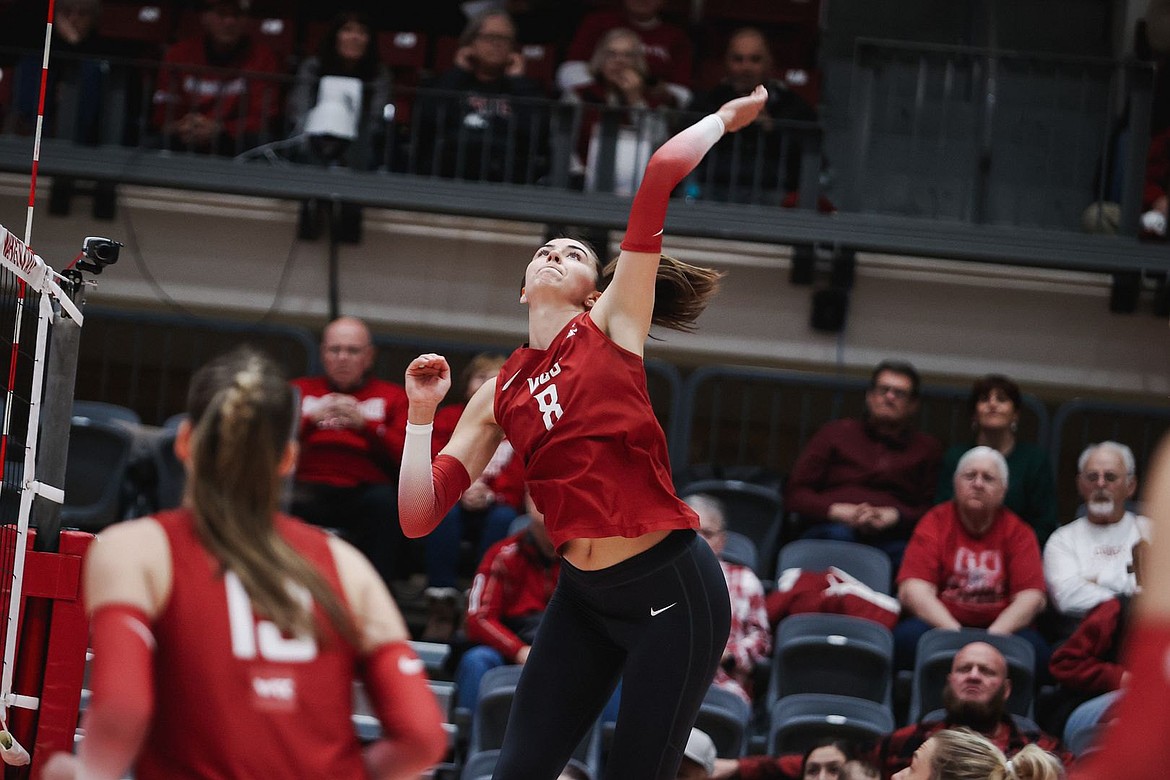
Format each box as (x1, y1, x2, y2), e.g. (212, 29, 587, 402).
(767, 693, 895, 754)
(767, 613, 895, 707)
(909, 628, 1036, 724)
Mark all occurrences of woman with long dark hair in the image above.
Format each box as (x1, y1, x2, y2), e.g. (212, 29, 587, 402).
(399, 86, 768, 779)
(44, 347, 446, 780)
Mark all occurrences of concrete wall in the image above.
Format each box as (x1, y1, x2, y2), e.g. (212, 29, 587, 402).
(2, 175, 1165, 402)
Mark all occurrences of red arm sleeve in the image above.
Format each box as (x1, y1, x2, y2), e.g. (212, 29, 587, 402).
(620, 114, 725, 254)
(78, 604, 156, 780)
(360, 641, 448, 778)
(398, 454, 471, 538)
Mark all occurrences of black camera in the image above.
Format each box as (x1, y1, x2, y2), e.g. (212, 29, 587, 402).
(78, 236, 122, 274)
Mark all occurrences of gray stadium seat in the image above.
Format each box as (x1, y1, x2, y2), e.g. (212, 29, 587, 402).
(60, 418, 134, 531)
(767, 613, 894, 707)
(776, 539, 893, 594)
(767, 693, 895, 754)
(719, 530, 758, 572)
(695, 684, 753, 757)
(679, 479, 783, 580)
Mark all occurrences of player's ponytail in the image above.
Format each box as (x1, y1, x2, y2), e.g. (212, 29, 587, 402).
(601, 254, 723, 332)
(186, 347, 355, 643)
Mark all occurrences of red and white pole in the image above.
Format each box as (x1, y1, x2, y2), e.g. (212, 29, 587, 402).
(25, 0, 58, 245)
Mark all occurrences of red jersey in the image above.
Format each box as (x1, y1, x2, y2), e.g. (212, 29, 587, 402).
(137, 509, 365, 780)
(897, 502, 1046, 628)
(493, 312, 696, 550)
(292, 375, 408, 487)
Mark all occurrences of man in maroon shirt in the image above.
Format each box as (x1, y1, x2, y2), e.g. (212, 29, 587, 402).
(290, 317, 410, 586)
(786, 360, 942, 570)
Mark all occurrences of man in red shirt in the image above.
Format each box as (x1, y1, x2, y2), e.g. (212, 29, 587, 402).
(151, 0, 280, 154)
(454, 493, 559, 715)
(291, 317, 410, 586)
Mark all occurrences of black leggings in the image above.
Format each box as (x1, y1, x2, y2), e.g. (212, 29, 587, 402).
(493, 529, 731, 780)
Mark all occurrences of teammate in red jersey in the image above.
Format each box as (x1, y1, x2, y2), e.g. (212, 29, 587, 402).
(1069, 431, 1170, 778)
(44, 347, 446, 780)
(398, 86, 768, 779)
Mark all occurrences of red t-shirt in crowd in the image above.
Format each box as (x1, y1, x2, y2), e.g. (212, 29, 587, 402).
(897, 502, 1046, 628)
(465, 529, 560, 661)
(291, 375, 408, 488)
(493, 312, 696, 550)
(136, 509, 364, 779)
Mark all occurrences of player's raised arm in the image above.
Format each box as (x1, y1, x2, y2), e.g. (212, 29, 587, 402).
(399, 354, 504, 537)
(592, 85, 767, 352)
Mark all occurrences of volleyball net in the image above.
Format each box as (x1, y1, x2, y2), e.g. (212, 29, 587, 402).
(0, 224, 90, 775)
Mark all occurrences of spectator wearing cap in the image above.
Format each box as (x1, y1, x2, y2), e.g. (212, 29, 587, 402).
(152, 0, 281, 154)
(680, 728, 717, 779)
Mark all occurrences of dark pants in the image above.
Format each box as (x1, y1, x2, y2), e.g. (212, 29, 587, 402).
(290, 481, 408, 586)
(493, 530, 731, 780)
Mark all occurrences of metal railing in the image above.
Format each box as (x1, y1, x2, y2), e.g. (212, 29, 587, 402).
(848, 39, 1154, 233)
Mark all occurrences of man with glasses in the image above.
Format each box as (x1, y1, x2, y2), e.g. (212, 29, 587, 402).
(1043, 441, 1150, 620)
(290, 317, 410, 587)
(786, 360, 943, 569)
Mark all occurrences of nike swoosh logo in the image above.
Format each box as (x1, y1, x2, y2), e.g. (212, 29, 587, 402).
(649, 603, 677, 617)
(653, 229, 664, 236)
(398, 657, 425, 675)
(500, 369, 522, 391)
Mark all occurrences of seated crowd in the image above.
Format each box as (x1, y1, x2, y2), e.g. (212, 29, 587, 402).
(0, 0, 824, 201)
(86, 311, 1152, 778)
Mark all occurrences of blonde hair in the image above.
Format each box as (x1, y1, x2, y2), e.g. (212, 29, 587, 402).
(186, 347, 355, 644)
(930, 729, 1064, 780)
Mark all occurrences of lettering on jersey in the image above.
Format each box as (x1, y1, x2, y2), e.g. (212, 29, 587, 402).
(525, 362, 564, 430)
(566, 323, 578, 338)
(526, 362, 562, 393)
(941, 547, 1005, 604)
(253, 676, 296, 701)
(225, 571, 318, 663)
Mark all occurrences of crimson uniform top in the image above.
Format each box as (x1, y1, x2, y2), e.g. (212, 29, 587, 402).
(137, 508, 365, 780)
(493, 311, 697, 550)
(292, 375, 408, 487)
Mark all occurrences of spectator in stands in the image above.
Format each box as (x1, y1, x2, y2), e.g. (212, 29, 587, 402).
(13, 0, 118, 145)
(1067, 433, 1170, 779)
(422, 353, 524, 643)
(842, 760, 880, 780)
(453, 491, 559, 715)
(290, 317, 410, 587)
(895, 447, 1049, 672)
(288, 11, 390, 170)
(893, 728, 1063, 780)
(40, 347, 446, 780)
(935, 375, 1057, 546)
(1043, 441, 1149, 619)
(715, 642, 1070, 779)
(416, 9, 548, 183)
(690, 27, 820, 206)
(687, 493, 771, 705)
(680, 727, 717, 779)
(151, 0, 281, 155)
(563, 28, 679, 194)
(786, 360, 943, 568)
(558, 0, 694, 107)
